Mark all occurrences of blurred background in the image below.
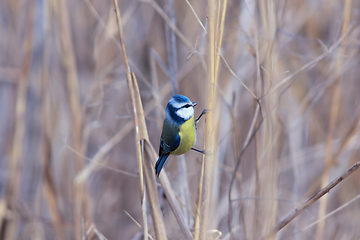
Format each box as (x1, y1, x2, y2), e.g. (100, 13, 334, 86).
(1, 0, 360, 239)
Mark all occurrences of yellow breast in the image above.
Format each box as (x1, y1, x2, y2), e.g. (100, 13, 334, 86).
(171, 116, 196, 155)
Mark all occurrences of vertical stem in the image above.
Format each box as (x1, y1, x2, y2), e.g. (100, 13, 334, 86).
(112, 1, 151, 239)
(199, 0, 217, 239)
(214, 0, 228, 79)
(315, 1, 352, 239)
(194, 155, 205, 240)
(41, 1, 65, 238)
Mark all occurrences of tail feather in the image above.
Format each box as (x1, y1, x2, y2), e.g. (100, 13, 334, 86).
(155, 154, 170, 177)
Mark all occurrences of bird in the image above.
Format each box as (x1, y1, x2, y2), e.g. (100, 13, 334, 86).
(155, 94, 206, 177)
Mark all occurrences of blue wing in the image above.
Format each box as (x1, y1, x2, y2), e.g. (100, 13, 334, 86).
(155, 135, 180, 177)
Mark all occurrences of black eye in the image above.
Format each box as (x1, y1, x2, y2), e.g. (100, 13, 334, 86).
(184, 104, 191, 108)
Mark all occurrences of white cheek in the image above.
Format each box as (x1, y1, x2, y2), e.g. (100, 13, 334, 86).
(176, 107, 194, 120)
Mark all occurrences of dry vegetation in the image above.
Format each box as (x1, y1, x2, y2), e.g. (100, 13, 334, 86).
(1, 0, 360, 239)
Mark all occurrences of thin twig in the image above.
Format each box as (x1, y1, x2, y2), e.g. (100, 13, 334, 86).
(296, 193, 360, 236)
(264, 161, 360, 239)
(185, 0, 207, 33)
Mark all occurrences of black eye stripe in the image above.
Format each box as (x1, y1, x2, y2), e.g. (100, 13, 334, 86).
(181, 104, 191, 108)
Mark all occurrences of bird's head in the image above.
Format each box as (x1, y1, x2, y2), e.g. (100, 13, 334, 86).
(166, 94, 197, 123)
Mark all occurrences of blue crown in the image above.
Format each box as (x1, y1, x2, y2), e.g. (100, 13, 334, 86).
(171, 94, 190, 103)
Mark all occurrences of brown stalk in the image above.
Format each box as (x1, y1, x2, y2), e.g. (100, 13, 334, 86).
(40, 1, 65, 238)
(259, 0, 279, 236)
(207, 0, 227, 235)
(199, 0, 217, 239)
(128, 73, 164, 239)
(195, 0, 228, 238)
(315, 1, 352, 239)
(214, 0, 228, 79)
(194, 153, 205, 240)
(112, 1, 151, 239)
(264, 161, 360, 239)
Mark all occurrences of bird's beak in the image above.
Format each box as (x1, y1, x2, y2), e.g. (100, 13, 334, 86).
(192, 102, 197, 107)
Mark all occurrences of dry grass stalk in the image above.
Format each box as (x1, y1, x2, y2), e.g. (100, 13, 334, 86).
(126, 67, 192, 239)
(298, 193, 360, 235)
(127, 73, 151, 239)
(214, 0, 227, 79)
(257, 0, 280, 236)
(41, 74, 65, 239)
(112, 1, 150, 239)
(194, 149, 205, 240)
(265, 161, 360, 239)
(40, 1, 65, 238)
(199, 0, 217, 239)
(316, 1, 352, 239)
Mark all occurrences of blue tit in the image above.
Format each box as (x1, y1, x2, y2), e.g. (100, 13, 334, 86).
(155, 94, 206, 177)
